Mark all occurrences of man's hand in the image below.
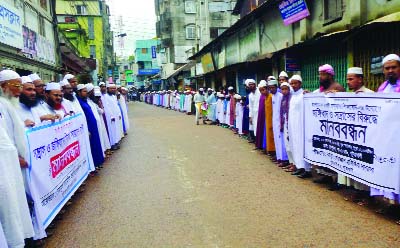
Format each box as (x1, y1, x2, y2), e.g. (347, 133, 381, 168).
(249, 117, 253, 125)
(40, 114, 60, 122)
(19, 156, 28, 168)
(24, 119, 35, 127)
(325, 90, 338, 94)
(303, 90, 310, 94)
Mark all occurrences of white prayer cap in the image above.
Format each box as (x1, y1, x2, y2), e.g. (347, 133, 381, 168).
(258, 80, 267, 88)
(199, 88, 204, 91)
(280, 82, 291, 88)
(77, 84, 86, 91)
(268, 79, 278, 86)
(86, 83, 94, 92)
(347, 67, 363, 75)
(94, 89, 102, 97)
(63, 74, 75, 81)
(21, 76, 33, 84)
(99, 82, 106, 87)
(291, 74, 302, 82)
(45, 82, 61, 91)
(59, 79, 70, 87)
(234, 94, 242, 100)
(279, 71, 288, 78)
(121, 87, 127, 91)
(245, 79, 256, 86)
(29, 73, 41, 81)
(207, 88, 212, 91)
(106, 82, 116, 88)
(217, 93, 224, 97)
(382, 54, 400, 65)
(267, 76, 276, 81)
(0, 69, 21, 83)
(228, 86, 234, 90)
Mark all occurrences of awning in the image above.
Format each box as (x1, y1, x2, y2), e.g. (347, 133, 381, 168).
(365, 11, 400, 24)
(164, 61, 195, 80)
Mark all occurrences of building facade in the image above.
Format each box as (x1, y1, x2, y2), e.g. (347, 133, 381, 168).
(134, 39, 161, 89)
(0, 0, 60, 81)
(189, 0, 400, 94)
(56, 0, 114, 83)
(155, 0, 238, 90)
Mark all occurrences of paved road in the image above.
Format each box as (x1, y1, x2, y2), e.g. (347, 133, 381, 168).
(46, 102, 400, 248)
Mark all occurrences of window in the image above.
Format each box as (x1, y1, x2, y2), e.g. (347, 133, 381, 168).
(185, 1, 196, 14)
(64, 16, 76, 23)
(40, 0, 47, 11)
(323, 0, 343, 23)
(90, 45, 96, 58)
(186, 25, 196, 39)
(210, 28, 226, 39)
(88, 17, 95, 39)
(39, 17, 45, 36)
(141, 48, 148, 54)
(76, 5, 87, 15)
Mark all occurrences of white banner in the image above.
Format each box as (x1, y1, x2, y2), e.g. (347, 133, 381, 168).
(304, 93, 400, 194)
(0, 2, 23, 49)
(26, 114, 93, 238)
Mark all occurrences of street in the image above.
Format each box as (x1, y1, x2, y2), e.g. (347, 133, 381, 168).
(45, 102, 400, 248)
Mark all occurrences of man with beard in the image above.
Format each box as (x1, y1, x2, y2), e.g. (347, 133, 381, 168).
(371, 54, 400, 209)
(29, 73, 46, 104)
(17, 76, 37, 127)
(228, 86, 236, 129)
(102, 83, 122, 150)
(312, 65, 344, 188)
(63, 74, 84, 114)
(247, 79, 258, 143)
(32, 82, 65, 124)
(0, 69, 35, 247)
(91, 86, 111, 157)
(76, 84, 105, 169)
(99, 82, 106, 94)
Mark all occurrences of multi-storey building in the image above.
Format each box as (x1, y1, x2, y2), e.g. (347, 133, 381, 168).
(134, 39, 161, 89)
(189, 0, 400, 94)
(155, 0, 238, 90)
(56, 0, 114, 83)
(0, 0, 60, 81)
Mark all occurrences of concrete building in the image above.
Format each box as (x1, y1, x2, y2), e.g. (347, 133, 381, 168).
(134, 39, 161, 89)
(0, 0, 60, 81)
(155, 0, 238, 90)
(189, 0, 400, 94)
(56, 0, 114, 83)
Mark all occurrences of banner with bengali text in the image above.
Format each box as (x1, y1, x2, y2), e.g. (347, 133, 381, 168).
(26, 114, 93, 238)
(304, 93, 400, 194)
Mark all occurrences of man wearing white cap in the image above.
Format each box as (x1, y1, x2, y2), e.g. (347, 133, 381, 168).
(194, 88, 206, 125)
(247, 79, 259, 143)
(216, 93, 225, 125)
(93, 87, 112, 155)
(377, 54, 400, 93)
(32, 82, 66, 124)
(269, 79, 288, 166)
(63, 74, 78, 91)
(206, 88, 217, 124)
(102, 83, 122, 149)
(252, 80, 265, 139)
(234, 94, 243, 135)
(29, 73, 46, 104)
(287, 75, 312, 178)
(17, 76, 37, 127)
(0, 69, 35, 247)
(227, 86, 236, 129)
(77, 84, 105, 169)
(117, 86, 129, 134)
(346, 67, 373, 93)
(371, 54, 400, 207)
(278, 71, 289, 84)
(185, 90, 193, 114)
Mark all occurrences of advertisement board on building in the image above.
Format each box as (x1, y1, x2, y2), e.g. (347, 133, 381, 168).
(138, 68, 160, 75)
(201, 53, 215, 74)
(22, 25, 38, 57)
(279, 0, 310, 26)
(37, 35, 56, 65)
(151, 46, 157, 58)
(0, 2, 23, 49)
(285, 54, 301, 72)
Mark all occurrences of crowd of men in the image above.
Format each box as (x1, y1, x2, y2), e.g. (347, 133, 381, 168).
(0, 70, 130, 247)
(143, 54, 400, 221)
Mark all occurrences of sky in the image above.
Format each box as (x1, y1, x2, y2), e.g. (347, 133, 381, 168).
(106, 0, 157, 58)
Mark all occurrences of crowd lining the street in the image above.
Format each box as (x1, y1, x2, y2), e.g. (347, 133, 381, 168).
(142, 53, 400, 223)
(0, 71, 130, 248)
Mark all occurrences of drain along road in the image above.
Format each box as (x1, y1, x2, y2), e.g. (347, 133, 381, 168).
(46, 102, 400, 248)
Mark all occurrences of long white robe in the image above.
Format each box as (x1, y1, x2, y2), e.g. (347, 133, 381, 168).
(288, 88, 309, 170)
(216, 99, 224, 123)
(88, 99, 108, 153)
(235, 102, 243, 134)
(272, 92, 287, 161)
(102, 93, 122, 146)
(185, 94, 193, 113)
(0, 222, 7, 248)
(225, 100, 231, 125)
(249, 89, 260, 133)
(0, 101, 34, 248)
(118, 95, 129, 132)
